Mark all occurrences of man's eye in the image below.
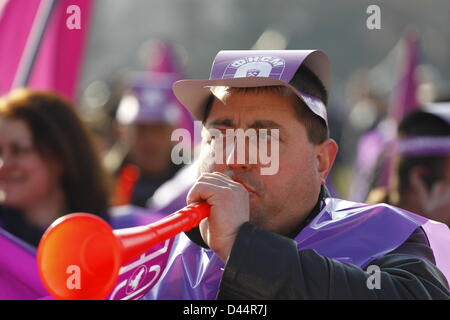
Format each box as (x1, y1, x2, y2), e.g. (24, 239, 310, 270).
(259, 131, 278, 140)
(259, 131, 269, 139)
(205, 129, 224, 143)
(210, 129, 226, 137)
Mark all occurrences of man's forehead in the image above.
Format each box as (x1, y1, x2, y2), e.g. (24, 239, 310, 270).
(207, 93, 299, 130)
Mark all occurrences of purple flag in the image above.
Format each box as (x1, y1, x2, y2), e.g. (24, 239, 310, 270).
(0, 227, 48, 299)
(377, 31, 420, 188)
(349, 32, 421, 201)
(146, 40, 196, 143)
(390, 31, 420, 123)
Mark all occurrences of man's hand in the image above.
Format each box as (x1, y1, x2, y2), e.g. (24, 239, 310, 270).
(186, 172, 250, 262)
(410, 169, 450, 226)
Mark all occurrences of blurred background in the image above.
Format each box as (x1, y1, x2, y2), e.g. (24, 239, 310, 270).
(2, 0, 450, 300)
(1, 0, 450, 206)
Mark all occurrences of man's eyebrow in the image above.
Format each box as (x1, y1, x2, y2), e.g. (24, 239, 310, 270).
(206, 118, 284, 131)
(206, 118, 235, 128)
(249, 120, 284, 130)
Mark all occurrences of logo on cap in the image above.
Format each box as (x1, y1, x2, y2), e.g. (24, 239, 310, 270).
(223, 56, 285, 80)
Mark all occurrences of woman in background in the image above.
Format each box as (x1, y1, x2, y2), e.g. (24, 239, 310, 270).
(0, 89, 111, 247)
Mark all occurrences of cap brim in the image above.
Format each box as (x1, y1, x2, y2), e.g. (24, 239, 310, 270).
(173, 78, 289, 120)
(172, 50, 330, 123)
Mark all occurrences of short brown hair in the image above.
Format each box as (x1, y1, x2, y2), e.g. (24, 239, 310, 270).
(0, 89, 111, 218)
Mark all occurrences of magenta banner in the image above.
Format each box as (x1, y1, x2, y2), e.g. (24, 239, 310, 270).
(0, 0, 92, 100)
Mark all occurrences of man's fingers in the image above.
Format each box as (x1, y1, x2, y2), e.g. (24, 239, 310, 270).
(203, 171, 234, 182)
(187, 181, 218, 204)
(199, 173, 245, 190)
(186, 180, 238, 205)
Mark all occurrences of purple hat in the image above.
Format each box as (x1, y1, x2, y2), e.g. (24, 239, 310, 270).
(116, 72, 181, 125)
(396, 102, 450, 156)
(172, 50, 331, 125)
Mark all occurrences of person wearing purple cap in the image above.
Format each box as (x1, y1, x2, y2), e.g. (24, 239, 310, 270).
(140, 50, 449, 300)
(112, 73, 184, 207)
(367, 106, 450, 227)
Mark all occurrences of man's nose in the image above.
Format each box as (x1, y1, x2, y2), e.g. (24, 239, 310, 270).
(225, 141, 252, 171)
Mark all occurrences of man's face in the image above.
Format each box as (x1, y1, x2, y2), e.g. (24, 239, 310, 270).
(198, 89, 334, 235)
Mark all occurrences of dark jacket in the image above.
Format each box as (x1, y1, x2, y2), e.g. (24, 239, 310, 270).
(187, 187, 450, 299)
(217, 222, 449, 299)
(0, 206, 45, 247)
(0, 205, 111, 248)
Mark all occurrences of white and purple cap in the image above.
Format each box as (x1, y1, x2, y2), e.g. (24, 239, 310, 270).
(172, 50, 331, 125)
(116, 72, 181, 126)
(397, 102, 450, 156)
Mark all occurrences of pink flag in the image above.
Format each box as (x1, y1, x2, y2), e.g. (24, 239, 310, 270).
(379, 31, 420, 187)
(390, 31, 420, 123)
(0, 0, 41, 95)
(349, 32, 420, 200)
(147, 41, 183, 75)
(146, 41, 196, 142)
(0, 0, 93, 101)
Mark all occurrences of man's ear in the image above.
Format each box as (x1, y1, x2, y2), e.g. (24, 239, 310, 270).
(315, 138, 338, 184)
